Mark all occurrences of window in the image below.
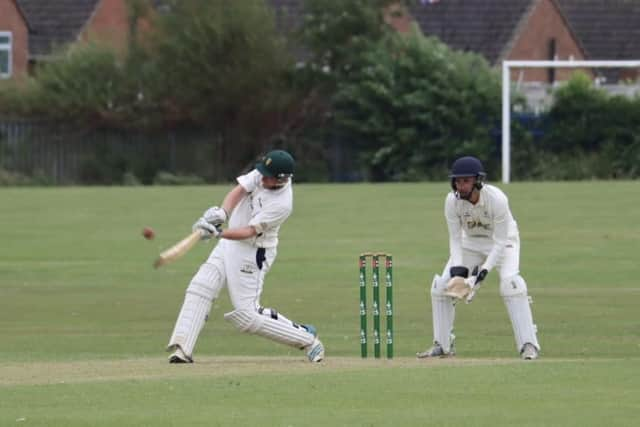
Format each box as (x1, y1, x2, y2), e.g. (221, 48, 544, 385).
(0, 32, 12, 79)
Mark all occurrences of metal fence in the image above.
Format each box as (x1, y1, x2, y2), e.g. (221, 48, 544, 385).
(0, 119, 234, 184)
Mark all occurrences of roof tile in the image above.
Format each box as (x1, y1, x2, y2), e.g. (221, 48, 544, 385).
(17, 0, 101, 57)
(409, 0, 535, 64)
(557, 0, 640, 60)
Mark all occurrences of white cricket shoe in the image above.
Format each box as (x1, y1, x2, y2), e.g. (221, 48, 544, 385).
(417, 334, 456, 358)
(521, 343, 539, 360)
(416, 342, 455, 358)
(168, 346, 193, 364)
(301, 325, 324, 362)
(305, 337, 325, 362)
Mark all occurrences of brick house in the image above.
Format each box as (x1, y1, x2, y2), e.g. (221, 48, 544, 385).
(557, 0, 640, 82)
(0, 0, 29, 78)
(0, 0, 134, 79)
(407, 0, 640, 83)
(270, 0, 639, 83)
(2, 0, 638, 82)
(404, 0, 587, 83)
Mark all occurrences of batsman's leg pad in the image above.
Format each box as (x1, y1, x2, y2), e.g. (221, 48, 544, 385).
(430, 274, 456, 353)
(167, 262, 223, 357)
(224, 309, 315, 349)
(258, 306, 280, 320)
(500, 275, 540, 352)
(186, 261, 225, 300)
(259, 306, 304, 329)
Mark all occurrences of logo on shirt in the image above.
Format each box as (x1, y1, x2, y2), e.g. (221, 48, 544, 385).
(466, 220, 491, 230)
(249, 195, 263, 211)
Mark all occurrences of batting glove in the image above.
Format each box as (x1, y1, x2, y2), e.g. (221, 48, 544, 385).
(193, 217, 223, 240)
(202, 206, 228, 226)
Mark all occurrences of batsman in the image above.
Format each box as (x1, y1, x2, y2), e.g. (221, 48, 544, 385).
(417, 156, 540, 360)
(166, 149, 324, 363)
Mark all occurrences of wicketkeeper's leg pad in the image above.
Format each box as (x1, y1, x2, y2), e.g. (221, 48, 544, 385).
(500, 275, 540, 353)
(224, 309, 315, 349)
(167, 262, 224, 357)
(430, 274, 456, 353)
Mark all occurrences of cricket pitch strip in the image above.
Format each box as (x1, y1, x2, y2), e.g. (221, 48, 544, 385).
(0, 356, 584, 386)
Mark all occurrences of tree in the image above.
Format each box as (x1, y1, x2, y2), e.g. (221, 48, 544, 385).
(0, 42, 128, 124)
(0, 1, 305, 180)
(292, 0, 413, 180)
(299, 0, 392, 75)
(149, 0, 291, 125)
(331, 33, 501, 181)
(536, 72, 640, 179)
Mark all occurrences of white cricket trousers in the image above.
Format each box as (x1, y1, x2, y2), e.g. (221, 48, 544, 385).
(207, 239, 277, 311)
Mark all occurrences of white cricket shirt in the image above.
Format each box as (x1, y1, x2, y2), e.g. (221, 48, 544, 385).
(445, 184, 519, 271)
(229, 169, 293, 248)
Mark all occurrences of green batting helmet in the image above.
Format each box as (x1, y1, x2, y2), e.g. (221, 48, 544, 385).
(256, 150, 295, 179)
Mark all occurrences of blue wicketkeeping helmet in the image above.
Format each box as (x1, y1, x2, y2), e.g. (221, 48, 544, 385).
(449, 156, 486, 191)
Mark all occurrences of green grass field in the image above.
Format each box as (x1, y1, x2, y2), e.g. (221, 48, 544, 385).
(1, 182, 638, 426)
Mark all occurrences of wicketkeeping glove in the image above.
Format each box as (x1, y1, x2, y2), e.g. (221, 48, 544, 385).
(193, 217, 223, 240)
(449, 266, 469, 278)
(445, 268, 489, 302)
(465, 268, 488, 304)
(444, 276, 473, 299)
(202, 206, 228, 226)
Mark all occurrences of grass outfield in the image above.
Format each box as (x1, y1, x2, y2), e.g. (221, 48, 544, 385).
(0, 182, 638, 426)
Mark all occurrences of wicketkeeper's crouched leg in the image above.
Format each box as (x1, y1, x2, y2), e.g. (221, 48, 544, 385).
(425, 274, 456, 355)
(500, 274, 540, 355)
(167, 261, 224, 360)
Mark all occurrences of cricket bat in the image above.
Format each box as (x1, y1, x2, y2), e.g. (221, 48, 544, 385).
(153, 229, 204, 269)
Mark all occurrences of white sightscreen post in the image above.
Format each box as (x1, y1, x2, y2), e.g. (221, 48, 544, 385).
(502, 61, 511, 184)
(500, 59, 640, 183)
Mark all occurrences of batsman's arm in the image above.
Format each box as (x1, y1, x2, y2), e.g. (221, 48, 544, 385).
(221, 184, 248, 217)
(219, 226, 257, 240)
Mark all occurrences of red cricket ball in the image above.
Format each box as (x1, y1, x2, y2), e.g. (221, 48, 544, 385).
(142, 227, 155, 240)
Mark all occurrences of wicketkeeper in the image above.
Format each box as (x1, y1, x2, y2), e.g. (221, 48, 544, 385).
(167, 149, 324, 363)
(417, 156, 540, 360)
